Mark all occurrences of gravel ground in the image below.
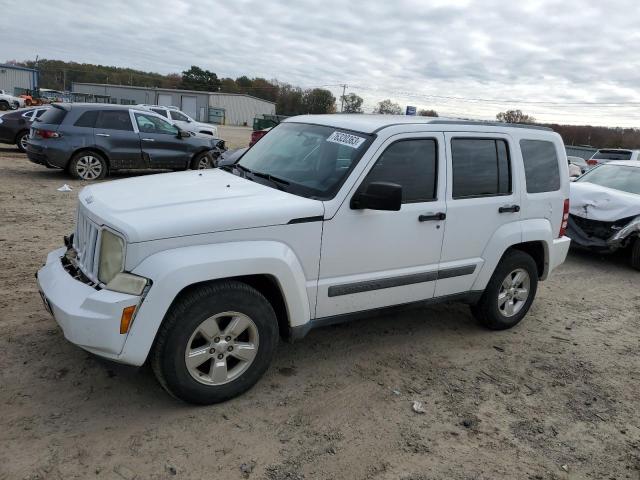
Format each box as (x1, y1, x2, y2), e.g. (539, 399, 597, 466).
(0, 135, 639, 480)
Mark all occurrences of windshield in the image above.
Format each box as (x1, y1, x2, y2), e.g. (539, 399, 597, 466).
(593, 150, 632, 160)
(236, 122, 374, 199)
(577, 164, 640, 195)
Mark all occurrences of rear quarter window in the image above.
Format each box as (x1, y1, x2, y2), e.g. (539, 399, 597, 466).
(520, 139, 561, 193)
(38, 107, 67, 125)
(74, 111, 99, 128)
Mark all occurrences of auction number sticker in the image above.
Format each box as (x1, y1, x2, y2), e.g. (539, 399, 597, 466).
(326, 131, 366, 149)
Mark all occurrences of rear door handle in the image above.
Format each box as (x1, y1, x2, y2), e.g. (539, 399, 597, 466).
(499, 205, 520, 213)
(141, 138, 155, 142)
(96, 133, 110, 137)
(419, 212, 446, 222)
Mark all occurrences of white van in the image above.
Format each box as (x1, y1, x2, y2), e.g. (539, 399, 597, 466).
(37, 115, 571, 404)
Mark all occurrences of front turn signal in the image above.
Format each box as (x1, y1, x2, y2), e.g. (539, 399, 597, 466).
(120, 306, 137, 334)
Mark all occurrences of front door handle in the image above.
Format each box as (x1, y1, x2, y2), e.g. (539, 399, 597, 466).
(499, 205, 520, 213)
(96, 133, 110, 137)
(141, 138, 155, 142)
(419, 212, 446, 222)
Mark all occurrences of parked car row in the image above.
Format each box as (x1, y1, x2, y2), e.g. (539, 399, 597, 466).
(0, 106, 50, 151)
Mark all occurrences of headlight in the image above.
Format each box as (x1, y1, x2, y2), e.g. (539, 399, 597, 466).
(610, 215, 640, 243)
(98, 229, 125, 284)
(106, 272, 149, 296)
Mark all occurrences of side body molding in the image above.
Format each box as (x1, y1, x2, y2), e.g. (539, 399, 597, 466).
(119, 241, 311, 366)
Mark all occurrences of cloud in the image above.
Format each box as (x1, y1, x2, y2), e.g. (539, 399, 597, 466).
(0, 0, 639, 126)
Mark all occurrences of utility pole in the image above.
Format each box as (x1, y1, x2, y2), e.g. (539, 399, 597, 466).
(340, 84, 347, 112)
(63, 69, 67, 91)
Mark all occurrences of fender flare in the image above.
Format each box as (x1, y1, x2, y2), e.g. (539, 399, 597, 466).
(471, 218, 554, 290)
(118, 241, 311, 366)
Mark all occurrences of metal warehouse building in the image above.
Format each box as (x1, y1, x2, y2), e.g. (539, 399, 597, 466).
(72, 82, 275, 126)
(0, 64, 38, 95)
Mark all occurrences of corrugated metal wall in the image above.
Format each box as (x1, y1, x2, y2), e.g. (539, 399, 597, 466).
(0, 65, 37, 94)
(208, 94, 276, 126)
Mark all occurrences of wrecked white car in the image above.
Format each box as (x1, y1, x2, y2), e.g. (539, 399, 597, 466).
(567, 160, 640, 270)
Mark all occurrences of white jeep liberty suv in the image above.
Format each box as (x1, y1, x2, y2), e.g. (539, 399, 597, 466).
(37, 115, 571, 404)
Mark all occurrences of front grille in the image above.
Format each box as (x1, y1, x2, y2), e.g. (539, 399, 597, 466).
(73, 206, 101, 283)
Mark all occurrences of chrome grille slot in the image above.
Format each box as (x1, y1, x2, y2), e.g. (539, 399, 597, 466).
(73, 206, 101, 283)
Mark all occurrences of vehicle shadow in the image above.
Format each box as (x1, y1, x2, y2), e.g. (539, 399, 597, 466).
(567, 246, 634, 271)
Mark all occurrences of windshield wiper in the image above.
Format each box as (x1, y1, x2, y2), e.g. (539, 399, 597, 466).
(251, 170, 290, 186)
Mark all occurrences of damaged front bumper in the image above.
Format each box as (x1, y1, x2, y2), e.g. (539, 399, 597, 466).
(567, 214, 640, 251)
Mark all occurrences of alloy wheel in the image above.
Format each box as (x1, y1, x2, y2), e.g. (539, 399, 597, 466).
(498, 268, 530, 317)
(185, 311, 259, 385)
(76, 155, 103, 180)
(19, 134, 29, 151)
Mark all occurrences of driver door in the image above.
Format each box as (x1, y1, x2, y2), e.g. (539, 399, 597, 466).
(134, 112, 191, 169)
(315, 133, 447, 319)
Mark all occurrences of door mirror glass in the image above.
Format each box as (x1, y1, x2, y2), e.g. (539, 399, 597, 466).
(178, 129, 192, 139)
(351, 182, 402, 211)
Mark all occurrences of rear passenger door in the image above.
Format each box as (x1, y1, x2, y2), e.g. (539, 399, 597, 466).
(93, 110, 143, 169)
(134, 112, 191, 169)
(437, 133, 521, 297)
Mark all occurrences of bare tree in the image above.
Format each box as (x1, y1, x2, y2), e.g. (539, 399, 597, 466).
(496, 109, 535, 124)
(374, 99, 402, 115)
(418, 109, 439, 117)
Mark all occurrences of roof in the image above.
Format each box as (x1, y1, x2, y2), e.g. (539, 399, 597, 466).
(283, 114, 553, 134)
(0, 63, 38, 72)
(72, 82, 276, 104)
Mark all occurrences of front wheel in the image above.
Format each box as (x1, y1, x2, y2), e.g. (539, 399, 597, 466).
(471, 250, 538, 330)
(631, 237, 640, 271)
(190, 151, 213, 170)
(0, 101, 9, 111)
(151, 281, 279, 404)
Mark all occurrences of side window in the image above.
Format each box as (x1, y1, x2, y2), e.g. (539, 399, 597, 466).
(151, 108, 168, 118)
(22, 111, 35, 120)
(520, 140, 560, 193)
(451, 138, 511, 198)
(169, 110, 189, 122)
(35, 109, 47, 118)
(135, 113, 179, 135)
(74, 110, 99, 128)
(95, 110, 134, 131)
(361, 139, 438, 203)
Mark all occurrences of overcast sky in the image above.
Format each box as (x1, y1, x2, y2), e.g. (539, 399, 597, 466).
(1, 0, 640, 127)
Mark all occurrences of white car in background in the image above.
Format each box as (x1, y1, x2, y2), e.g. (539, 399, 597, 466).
(586, 148, 640, 168)
(0, 89, 25, 110)
(136, 105, 218, 138)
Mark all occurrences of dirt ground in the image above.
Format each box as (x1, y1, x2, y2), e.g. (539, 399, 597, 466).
(0, 128, 639, 480)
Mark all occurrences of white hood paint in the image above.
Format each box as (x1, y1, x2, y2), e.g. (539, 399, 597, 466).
(78, 169, 324, 243)
(570, 181, 640, 221)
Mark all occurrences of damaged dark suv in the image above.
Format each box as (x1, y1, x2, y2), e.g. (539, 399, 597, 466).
(567, 160, 640, 270)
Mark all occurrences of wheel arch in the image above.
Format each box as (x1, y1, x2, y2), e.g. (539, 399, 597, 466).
(119, 241, 311, 366)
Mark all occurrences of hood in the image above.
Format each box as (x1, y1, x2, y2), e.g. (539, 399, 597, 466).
(570, 181, 640, 221)
(78, 169, 324, 242)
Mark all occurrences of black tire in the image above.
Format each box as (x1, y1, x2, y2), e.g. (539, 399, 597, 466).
(68, 151, 108, 180)
(631, 237, 640, 271)
(471, 250, 539, 330)
(151, 280, 279, 404)
(16, 130, 29, 153)
(0, 101, 9, 111)
(190, 151, 213, 170)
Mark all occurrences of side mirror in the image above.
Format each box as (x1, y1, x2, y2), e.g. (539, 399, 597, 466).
(351, 182, 402, 211)
(178, 129, 191, 139)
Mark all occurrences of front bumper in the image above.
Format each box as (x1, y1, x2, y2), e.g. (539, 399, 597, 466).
(36, 247, 141, 362)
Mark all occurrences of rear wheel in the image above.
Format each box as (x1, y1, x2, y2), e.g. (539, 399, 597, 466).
(471, 250, 538, 330)
(68, 151, 108, 180)
(151, 280, 279, 404)
(16, 131, 29, 153)
(631, 237, 640, 271)
(0, 101, 9, 111)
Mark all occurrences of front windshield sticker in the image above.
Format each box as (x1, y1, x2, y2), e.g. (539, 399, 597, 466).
(326, 131, 366, 149)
